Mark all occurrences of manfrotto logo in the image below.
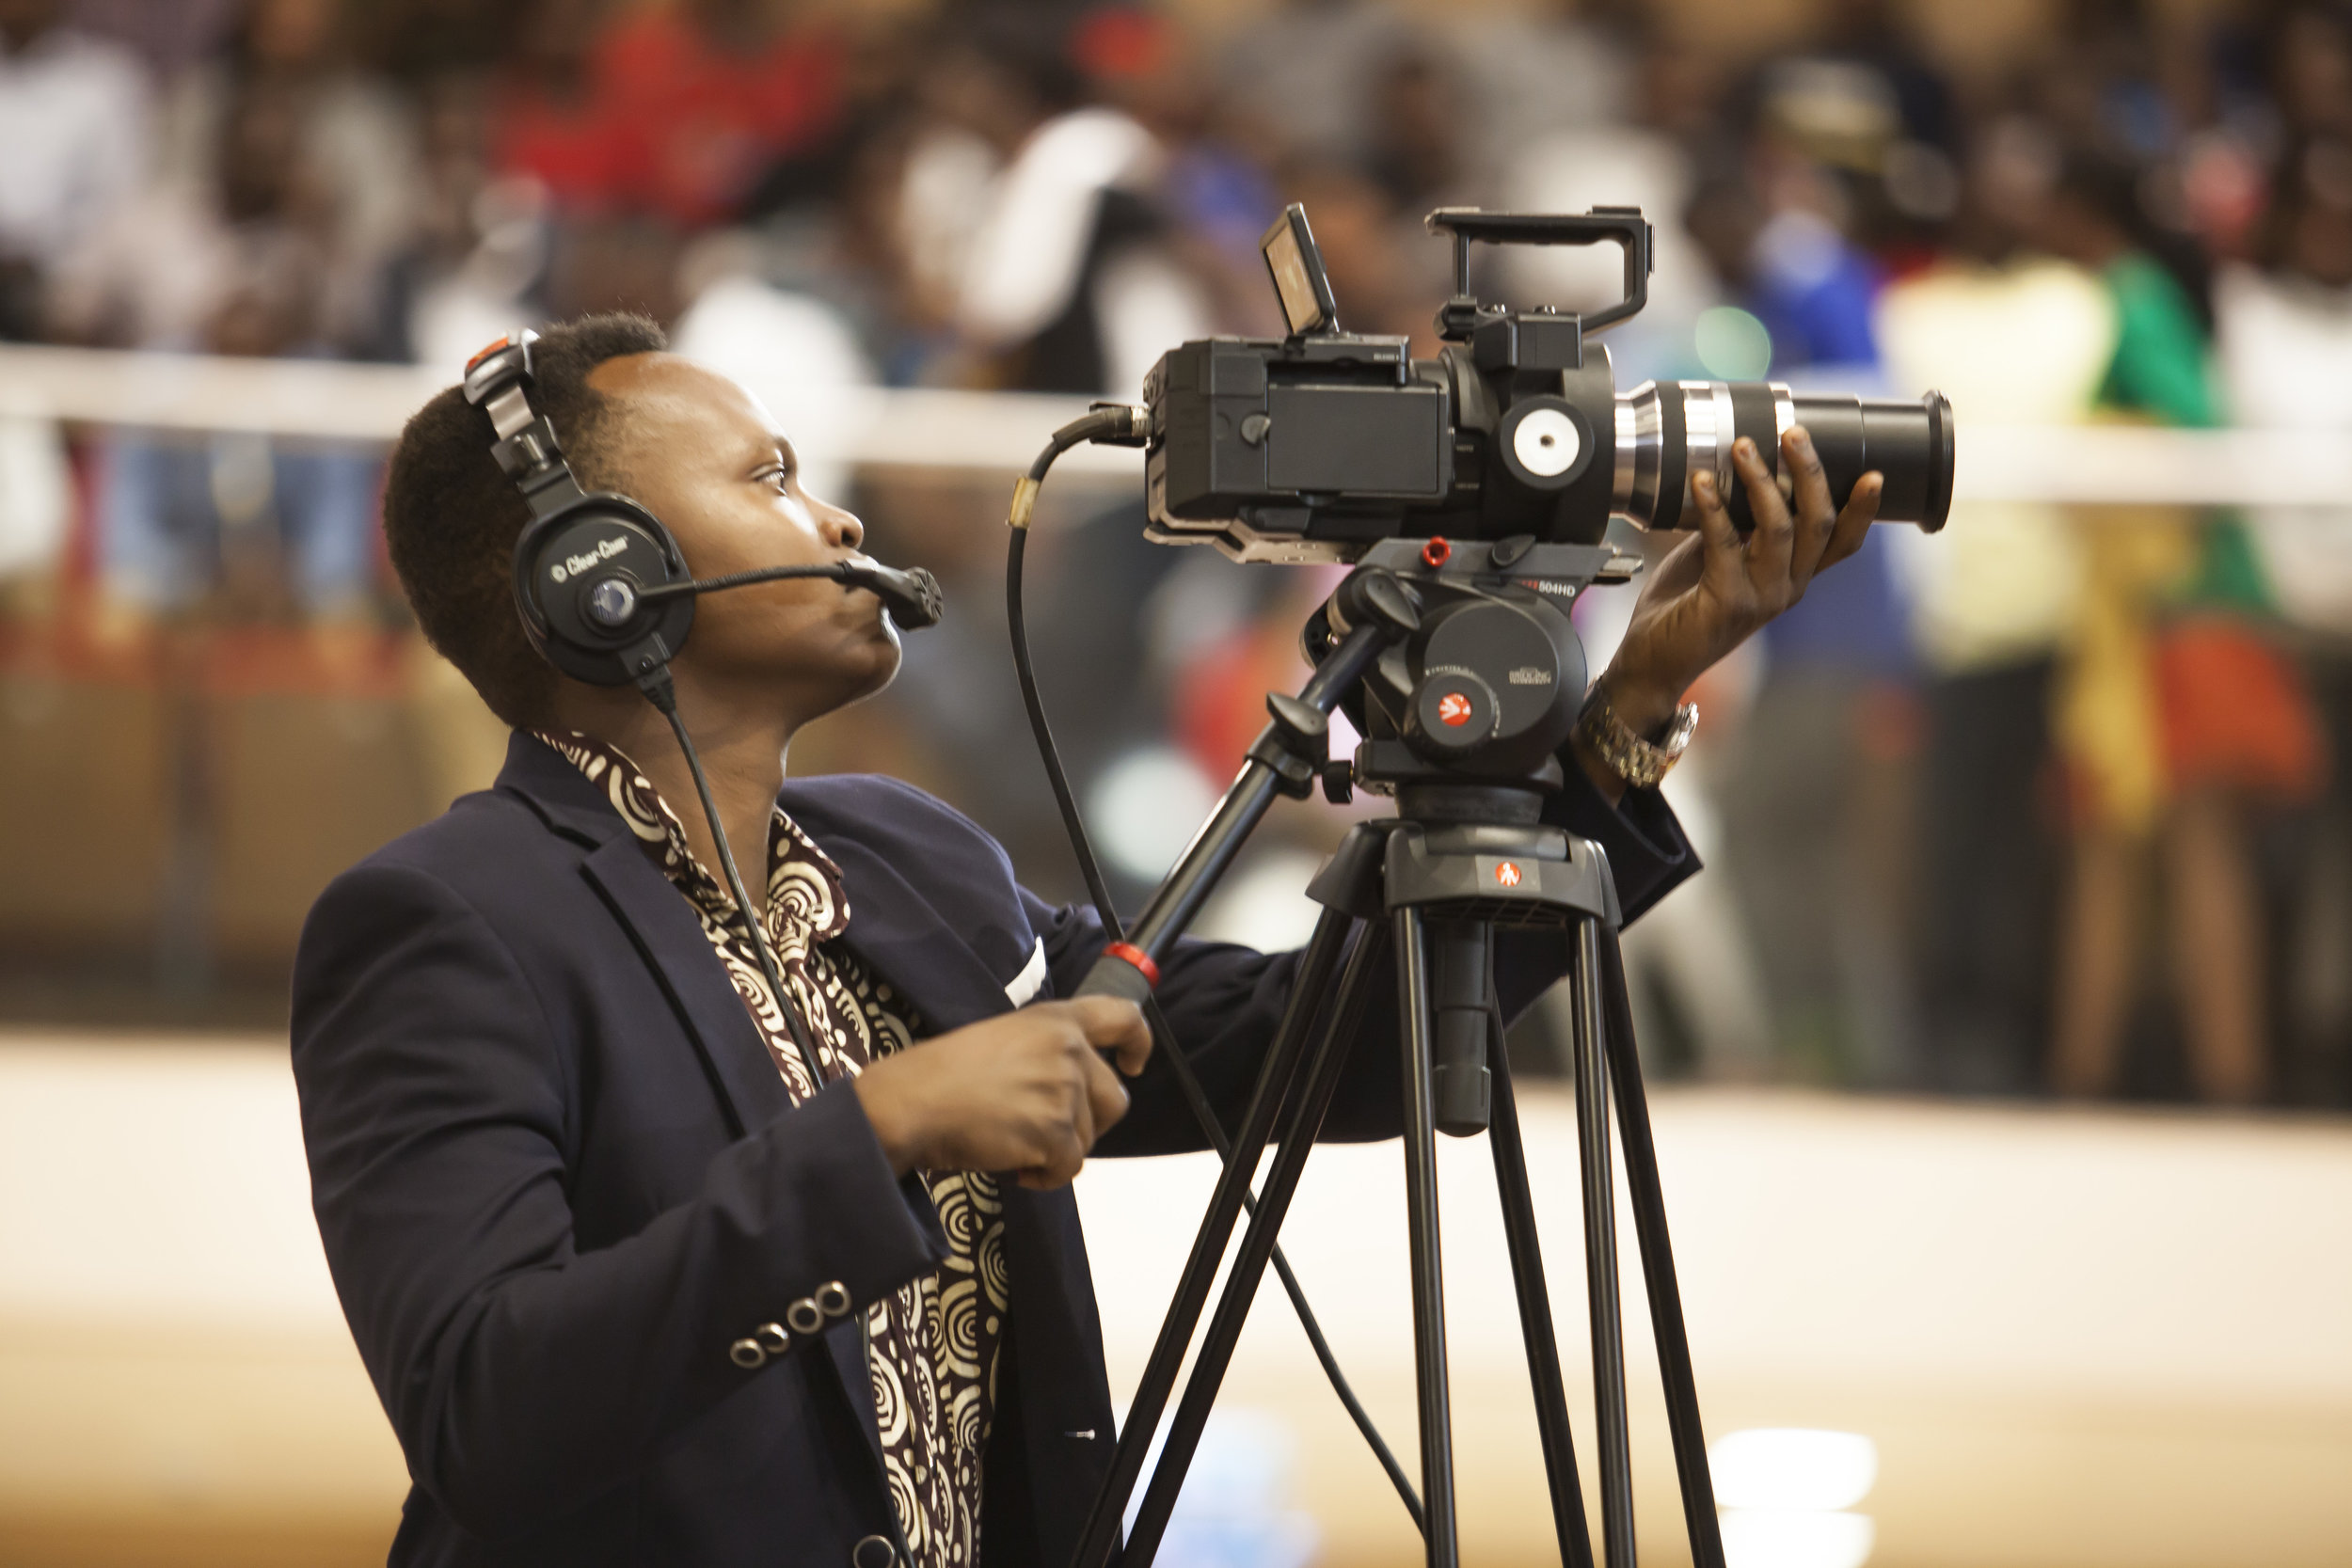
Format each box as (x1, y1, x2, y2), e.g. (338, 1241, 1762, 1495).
(550, 536, 628, 582)
(1507, 667, 1552, 686)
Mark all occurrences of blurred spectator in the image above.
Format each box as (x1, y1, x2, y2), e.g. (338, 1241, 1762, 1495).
(671, 232, 875, 504)
(1684, 156, 1882, 375)
(1071, 5, 1282, 337)
(2037, 145, 2320, 1103)
(1447, 0, 1633, 185)
(1683, 102, 1919, 1083)
(1776, 0, 1958, 156)
(487, 0, 630, 217)
(0, 0, 148, 340)
(2216, 136, 2352, 1094)
(2261, 1, 2352, 142)
(932, 7, 1209, 396)
(2037, 0, 2198, 160)
(1495, 24, 1720, 380)
(154, 0, 422, 359)
(54, 62, 383, 624)
(358, 0, 509, 87)
(1876, 118, 2117, 1093)
(1217, 0, 1412, 170)
(2220, 139, 2352, 631)
(66, 0, 238, 77)
(1275, 158, 1449, 345)
(396, 71, 551, 373)
(496, 0, 845, 228)
(1362, 42, 1469, 213)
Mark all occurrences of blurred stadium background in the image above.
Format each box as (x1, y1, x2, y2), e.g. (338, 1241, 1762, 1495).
(1, 0, 2349, 1563)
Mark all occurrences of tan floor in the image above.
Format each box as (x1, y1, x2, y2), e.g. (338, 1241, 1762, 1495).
(4, 1036, 2350, 1566)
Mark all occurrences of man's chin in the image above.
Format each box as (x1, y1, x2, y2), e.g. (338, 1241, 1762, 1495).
(831, 634, 904, 710)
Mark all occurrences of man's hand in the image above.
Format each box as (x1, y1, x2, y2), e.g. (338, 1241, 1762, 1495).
(1573, 427, 1883, 800)
(851, 997, 1152, 1189)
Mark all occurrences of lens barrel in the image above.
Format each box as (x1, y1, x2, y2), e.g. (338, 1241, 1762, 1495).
(1612, 381, 1952, 533)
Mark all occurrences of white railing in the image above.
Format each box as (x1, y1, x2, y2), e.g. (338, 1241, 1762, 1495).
(3, 343, 2345, 504)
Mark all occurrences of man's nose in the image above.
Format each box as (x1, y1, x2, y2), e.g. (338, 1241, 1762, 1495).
(821, 504, 865, 551)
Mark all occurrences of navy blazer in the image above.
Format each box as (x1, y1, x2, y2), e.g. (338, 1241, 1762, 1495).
(292, 732, 1693, 1568)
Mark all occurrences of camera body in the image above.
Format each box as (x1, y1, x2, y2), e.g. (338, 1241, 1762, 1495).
(1141, 205, 1952, 563)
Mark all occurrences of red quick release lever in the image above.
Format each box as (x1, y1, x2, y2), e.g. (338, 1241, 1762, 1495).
(1102, 942, 1160, 990)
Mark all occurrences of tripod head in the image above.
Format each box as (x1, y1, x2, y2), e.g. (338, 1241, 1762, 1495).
(1304, 534, 1638, 800)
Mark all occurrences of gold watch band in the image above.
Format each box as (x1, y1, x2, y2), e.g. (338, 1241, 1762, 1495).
(1577, 688, 1698, 789)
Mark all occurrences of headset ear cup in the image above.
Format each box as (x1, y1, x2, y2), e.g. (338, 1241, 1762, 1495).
(511, 499, 696, 687)
(510, 513, 565, 664)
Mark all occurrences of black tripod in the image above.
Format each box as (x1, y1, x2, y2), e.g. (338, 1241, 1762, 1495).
(1061, 544, 1729, 1568)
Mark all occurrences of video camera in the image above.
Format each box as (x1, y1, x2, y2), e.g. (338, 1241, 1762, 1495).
(1140, 204, 1952, 563)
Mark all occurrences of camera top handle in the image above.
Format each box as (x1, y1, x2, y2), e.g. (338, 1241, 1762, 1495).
(1426, 206, 1656, 334)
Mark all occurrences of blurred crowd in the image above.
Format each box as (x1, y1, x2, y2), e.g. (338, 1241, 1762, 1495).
(1, 0, 2349, 1106)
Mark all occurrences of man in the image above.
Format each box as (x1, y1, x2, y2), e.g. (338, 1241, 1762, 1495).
(294, 314, 1879, 1568)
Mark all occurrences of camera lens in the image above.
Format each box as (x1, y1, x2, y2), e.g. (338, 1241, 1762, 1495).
(1613, 381, 1952, 533)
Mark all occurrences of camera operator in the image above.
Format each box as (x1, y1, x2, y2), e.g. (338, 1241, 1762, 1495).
(292, 312, 1881, 1568)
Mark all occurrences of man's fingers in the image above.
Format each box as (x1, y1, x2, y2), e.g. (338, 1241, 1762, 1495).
(1820, 471, 1883, 570)
(1044, 1123, 1086, 1186)
(1067, 994, 1152, 1076)
(1078, 1045, 1132, 1139)
(1734, 436, 1794, 592)
(1781, 427, 1837, 589)
(1018, 1117, 1088, 1190)
(1064, 1035, 1099, 1156)
(1690, 468, 1743, 586)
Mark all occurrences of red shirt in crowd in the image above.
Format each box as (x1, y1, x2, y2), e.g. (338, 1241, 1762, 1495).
(493, 7, 844, 226)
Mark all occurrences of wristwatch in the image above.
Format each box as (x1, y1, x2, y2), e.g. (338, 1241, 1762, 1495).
(1577, 686, 1697, 789)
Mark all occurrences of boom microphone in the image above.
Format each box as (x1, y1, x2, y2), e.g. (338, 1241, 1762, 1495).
(623, 559, 946, 629)
(838, 562, 946, 629)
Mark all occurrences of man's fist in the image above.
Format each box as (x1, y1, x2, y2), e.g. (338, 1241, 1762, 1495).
(850, 996, 1152, 1189)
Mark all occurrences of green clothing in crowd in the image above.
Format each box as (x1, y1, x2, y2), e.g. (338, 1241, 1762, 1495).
(2099, 251, 2272, 615)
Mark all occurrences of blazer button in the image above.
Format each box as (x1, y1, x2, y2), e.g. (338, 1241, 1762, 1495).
(816, 1280, 852, 1319)
(754, 1322, 791, 1356)
(727, 1337, 767, 1370)
(786, 1297, 826, 1336)
(850, 1532, 897, 1568)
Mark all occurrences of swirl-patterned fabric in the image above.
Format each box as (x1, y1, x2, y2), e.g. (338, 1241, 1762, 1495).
(536, 731, 1010, 1568)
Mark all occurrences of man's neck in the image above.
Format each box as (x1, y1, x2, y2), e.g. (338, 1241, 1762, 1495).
(555, 687, 795, 908)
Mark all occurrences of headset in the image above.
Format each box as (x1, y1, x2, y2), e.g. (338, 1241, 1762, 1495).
(462, 329, 943, 691)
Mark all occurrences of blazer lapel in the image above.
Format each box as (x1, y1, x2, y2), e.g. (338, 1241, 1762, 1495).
(578, 837, 789, 1140)
(820, 836, 1024, 1034)
(498, 732, 788, 1141)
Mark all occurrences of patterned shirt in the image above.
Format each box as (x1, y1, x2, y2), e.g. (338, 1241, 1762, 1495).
(537, 731, 1009, 1568)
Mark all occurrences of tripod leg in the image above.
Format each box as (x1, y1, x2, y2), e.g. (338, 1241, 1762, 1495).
(1067, 907, 1357, 1568)
(1599, 927, 1727, 1568)
(1120, 923, 1387, 1565)
(1488, 1020, 1598, 1568)
(1569, 917, 1637, 1568)
(1396, 907, 1462, 1568)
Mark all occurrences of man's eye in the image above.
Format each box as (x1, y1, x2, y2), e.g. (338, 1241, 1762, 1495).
(767, 468, 794, 492)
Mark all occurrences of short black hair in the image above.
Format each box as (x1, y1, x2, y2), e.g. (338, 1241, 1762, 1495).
(383, 313, 668, 728)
